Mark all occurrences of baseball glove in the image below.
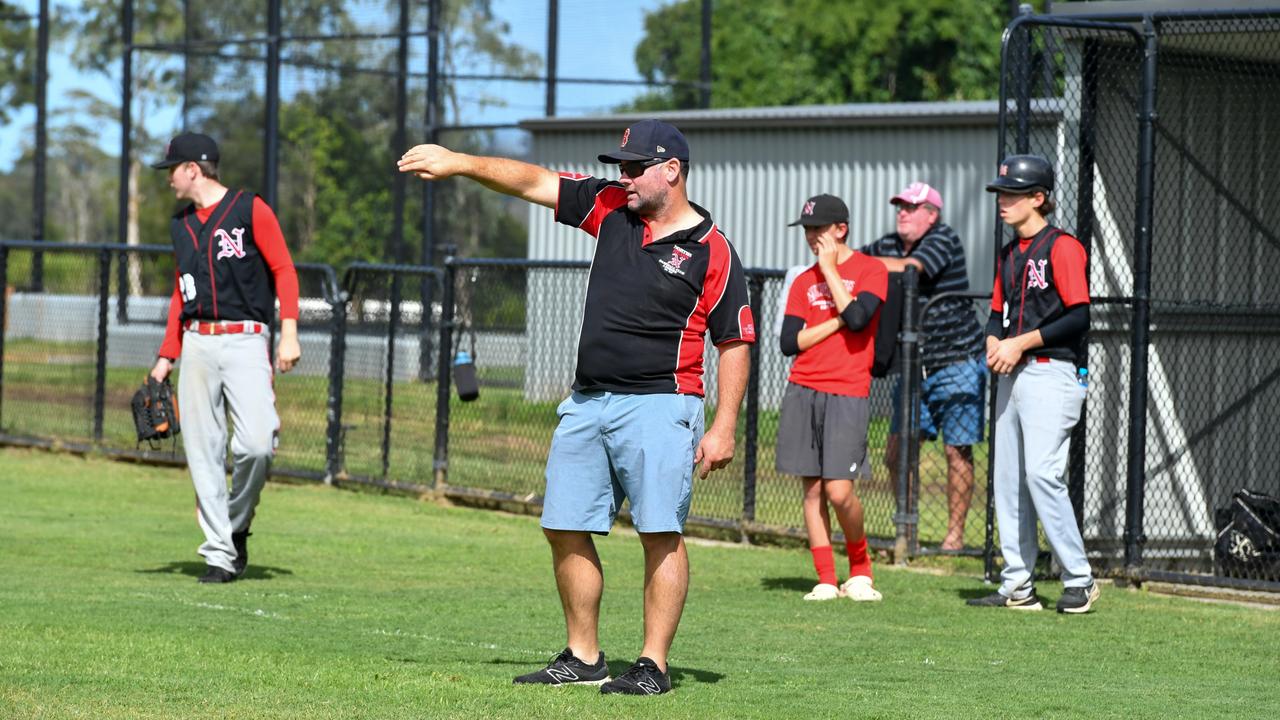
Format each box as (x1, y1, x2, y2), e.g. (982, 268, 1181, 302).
(131, 376, 180, 447)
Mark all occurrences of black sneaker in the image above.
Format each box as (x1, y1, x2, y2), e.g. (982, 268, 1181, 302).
(513, 648, 610, 686)
(198, 566, 237, 584)
(599, 657, 671, 696)
(232, 530, 251, 577)
(1056, 582, 1100, 614)
(966, 587, 1043, 610)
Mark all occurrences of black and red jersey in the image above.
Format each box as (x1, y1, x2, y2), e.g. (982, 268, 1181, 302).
(157, 190, 299, 359)
(556, 173, 756, 397)
(991, 225, 1089, 363)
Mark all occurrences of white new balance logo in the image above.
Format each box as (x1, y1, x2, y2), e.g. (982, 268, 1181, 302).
(545, 666, 580, 684)
(636, 677, 662, 694)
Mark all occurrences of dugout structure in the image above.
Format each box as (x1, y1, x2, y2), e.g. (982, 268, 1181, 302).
(994, 4, 1280, 590)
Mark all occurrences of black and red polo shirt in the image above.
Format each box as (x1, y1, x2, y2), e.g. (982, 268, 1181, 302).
(990, 224, 1090, 363)
(556, 173, 756, 397)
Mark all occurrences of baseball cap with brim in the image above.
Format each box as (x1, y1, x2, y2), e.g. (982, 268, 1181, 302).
(985, 154, 1055, 193)
(598, 119, 690, 164)
(788, 194, 849, 227)
(151, 132, 220, 169)
(891, 181, 943, 210)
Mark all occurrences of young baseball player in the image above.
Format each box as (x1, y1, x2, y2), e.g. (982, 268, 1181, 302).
(776, 194, 887, 602)
(148, 133, 301, 584)
(967, 154, 1099, 613)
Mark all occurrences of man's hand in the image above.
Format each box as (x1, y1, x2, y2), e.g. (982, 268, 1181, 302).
(397, 144, 462, 182)
(149, 357, 172, 384)
(987, 337, 1025, 375)
(694, 427, 735, 480)
(276, 319, 301, 373)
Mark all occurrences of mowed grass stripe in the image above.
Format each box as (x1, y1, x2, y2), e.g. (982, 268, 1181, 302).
(1, 448, 1276, 719)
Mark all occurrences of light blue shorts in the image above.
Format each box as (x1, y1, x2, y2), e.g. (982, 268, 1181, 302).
(891, 356, 987, 446)
(542, 391, 704, 534)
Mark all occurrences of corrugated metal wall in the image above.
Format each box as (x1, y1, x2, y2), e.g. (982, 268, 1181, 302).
(527, 121, 1007, 290)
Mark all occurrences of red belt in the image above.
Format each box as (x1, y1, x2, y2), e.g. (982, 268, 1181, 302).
(1022, 355, 1052, 364)
(184, 319, 266, 336)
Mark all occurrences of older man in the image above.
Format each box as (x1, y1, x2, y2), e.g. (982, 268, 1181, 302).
(861, 182, 986, 551)
(399, 119, 755, 695)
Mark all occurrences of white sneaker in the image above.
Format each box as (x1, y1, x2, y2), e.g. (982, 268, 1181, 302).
(840, 576, 882, 602)
(803, 583, 841, 601)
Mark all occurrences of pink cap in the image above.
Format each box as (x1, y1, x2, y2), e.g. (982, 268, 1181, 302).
(891, 182, 943, 210)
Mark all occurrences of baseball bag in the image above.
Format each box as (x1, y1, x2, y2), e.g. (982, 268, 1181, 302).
(131, 376, 181, 447)
(1214, 489, 1280, 581)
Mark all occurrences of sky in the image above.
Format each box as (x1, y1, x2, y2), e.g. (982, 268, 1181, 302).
(0, 0, 667, 171)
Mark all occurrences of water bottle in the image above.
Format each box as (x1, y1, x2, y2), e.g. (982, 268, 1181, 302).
(1077, 366, 1089, 389)
(454, 350, 471, 366)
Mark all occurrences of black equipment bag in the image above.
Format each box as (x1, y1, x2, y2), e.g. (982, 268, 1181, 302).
(871, 271, 904, 378)
(1214, 489, 1280, 581)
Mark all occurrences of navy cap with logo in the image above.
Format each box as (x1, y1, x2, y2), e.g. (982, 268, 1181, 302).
(788, 193, 849, 227)
(151, 132, 220, 169)
(598, 119, 690, 164)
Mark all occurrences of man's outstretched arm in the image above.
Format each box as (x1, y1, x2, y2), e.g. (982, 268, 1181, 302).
(398, 144, 560, 209)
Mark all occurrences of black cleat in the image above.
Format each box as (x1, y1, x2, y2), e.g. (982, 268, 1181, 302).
(966, 587, 1043, 610)
(513, 648, 610, 686)
(599, 657, 671, 696)
(1056, 582, 1101, 614)
(198, 566, 237, 584)
(232, 530, 251, 577)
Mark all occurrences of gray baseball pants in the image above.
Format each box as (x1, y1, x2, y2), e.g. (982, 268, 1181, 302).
(178, 330, 278, 572)
(993, 358, 1093, 595)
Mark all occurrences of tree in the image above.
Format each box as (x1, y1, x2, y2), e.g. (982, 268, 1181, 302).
(0, 0, 36, 124)
(627, 0, 1026, 110)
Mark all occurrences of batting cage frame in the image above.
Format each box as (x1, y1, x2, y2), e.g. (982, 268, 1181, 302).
(988, 6, 1280, 592)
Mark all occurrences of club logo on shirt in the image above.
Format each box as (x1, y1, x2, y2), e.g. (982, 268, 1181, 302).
(660, 246, 693, 275)
(215, 227, 247, 260)
(806, 279, 856, 310)
(1026, 259, 1049, 290)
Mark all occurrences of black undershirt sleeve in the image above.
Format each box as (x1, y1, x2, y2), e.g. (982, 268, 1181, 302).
(985, 309, 1003, 340)
(839, 292, 882, 331)
(1038, 303, 1089, 347)
(779, 315, 804, 357)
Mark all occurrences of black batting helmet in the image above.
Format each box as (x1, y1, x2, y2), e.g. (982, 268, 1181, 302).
(986, 154, 1054, 194)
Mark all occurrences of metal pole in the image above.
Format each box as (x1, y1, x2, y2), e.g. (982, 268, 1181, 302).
(324, 286, 349, 483)
(418, 0, 442, 381)
(433, 260, 457, 489)
(1014, 6, 1033, 154)
(32, 0, 49, 291)
(117, 0, 134, 253)
(1069, 39, 1099, 530)
(182, 0, 191, 127)
(1124, 17, 1159, 572)
(382, 273, 402, 480)
(741, 273, 764, 536)
(93, 249, 111, 441)
(545, 0, 558, 116)
(893, 268, 919, 564)
(263, 0, 281, 206)
(393, 0, 408, 265)
(700, 0, 712, 108)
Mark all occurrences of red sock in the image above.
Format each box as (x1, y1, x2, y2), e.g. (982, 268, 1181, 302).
(810, 545, 838, 586)
(846, 537, 872, 579)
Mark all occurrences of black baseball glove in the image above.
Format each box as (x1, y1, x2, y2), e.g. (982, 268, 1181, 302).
(131, 376, 180, 447)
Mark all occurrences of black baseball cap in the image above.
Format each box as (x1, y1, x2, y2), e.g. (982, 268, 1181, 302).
(151, 132, 220, 169)
(598, 119, 690, 164)
(788, 194, 849, 227)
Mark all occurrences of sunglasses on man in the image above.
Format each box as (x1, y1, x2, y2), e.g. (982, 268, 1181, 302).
(619, 157, 669, 178)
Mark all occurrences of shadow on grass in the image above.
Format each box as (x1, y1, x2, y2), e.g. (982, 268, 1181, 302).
(759, 576, 815, 593)
(955, 586, 1000, 600)
(137, 561, 294, 580)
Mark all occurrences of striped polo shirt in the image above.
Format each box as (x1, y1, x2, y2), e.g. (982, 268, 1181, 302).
(860, 222, 984, 371)
(556, 174, 756, 397)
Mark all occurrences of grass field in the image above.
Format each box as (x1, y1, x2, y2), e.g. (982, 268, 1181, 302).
(1, 447, 1277, 719)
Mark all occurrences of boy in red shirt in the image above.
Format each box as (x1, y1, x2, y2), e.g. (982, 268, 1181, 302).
(776, 194, 888, 602)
